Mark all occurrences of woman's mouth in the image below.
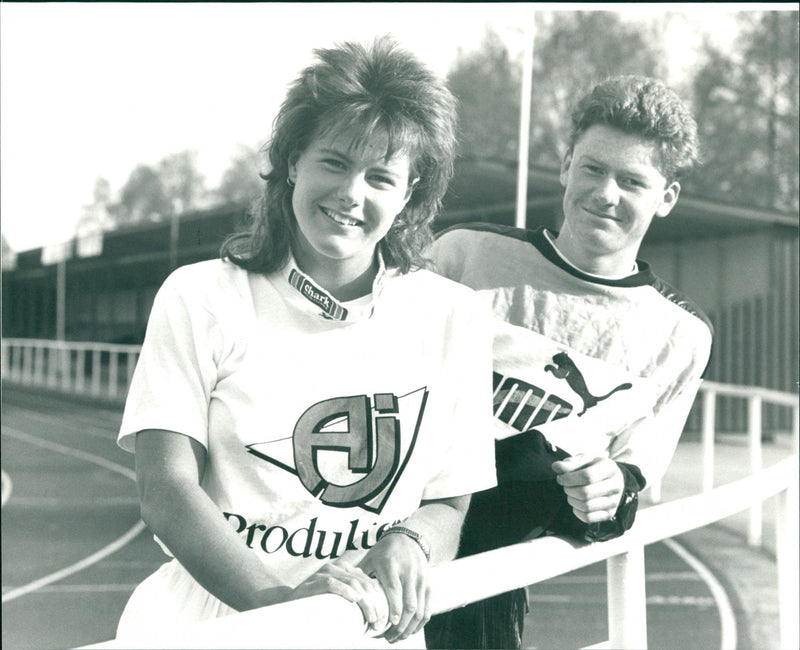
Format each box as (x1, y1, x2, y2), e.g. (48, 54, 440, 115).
(321, 207, 361, 227)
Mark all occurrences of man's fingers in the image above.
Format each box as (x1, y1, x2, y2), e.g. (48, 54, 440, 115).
(565, 492, 620, 521)
(551, 453, 593, 475)
(554, 457, 620, 486)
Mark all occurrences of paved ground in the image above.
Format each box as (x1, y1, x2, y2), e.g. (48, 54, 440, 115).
(1, 385, 796, 649)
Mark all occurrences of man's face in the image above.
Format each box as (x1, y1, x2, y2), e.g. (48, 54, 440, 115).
(558, 124, 680, 273)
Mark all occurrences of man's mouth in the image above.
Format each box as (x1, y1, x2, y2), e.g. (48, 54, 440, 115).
(321, 207, 361, 227)
(584, 207, 620, 221)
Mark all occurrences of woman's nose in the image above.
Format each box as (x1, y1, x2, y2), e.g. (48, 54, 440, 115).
(336, 173, 365, 207)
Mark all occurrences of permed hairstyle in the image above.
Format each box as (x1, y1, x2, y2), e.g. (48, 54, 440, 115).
(221, 37, 458, 274)
(567, 75, 700, 182)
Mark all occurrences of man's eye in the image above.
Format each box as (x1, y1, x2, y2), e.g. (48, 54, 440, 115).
(371, 174, 396, 187)
(623, 178, 645, 189)
(583, 164, 602, 174)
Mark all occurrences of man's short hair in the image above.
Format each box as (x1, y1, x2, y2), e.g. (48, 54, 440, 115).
(568, 75, 700, 181)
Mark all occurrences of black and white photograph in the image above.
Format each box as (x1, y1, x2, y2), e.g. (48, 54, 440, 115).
(2, 3, 798, 649)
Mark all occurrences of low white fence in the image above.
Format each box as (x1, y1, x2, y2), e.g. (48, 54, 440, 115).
(81, 456, 798, 649)
(3, 339, 797, 649)
(1, 338, 141, 400)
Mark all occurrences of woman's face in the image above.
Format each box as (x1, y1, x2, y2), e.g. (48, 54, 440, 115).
(288, 127, 414, 280)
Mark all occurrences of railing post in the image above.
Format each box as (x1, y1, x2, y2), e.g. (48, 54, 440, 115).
(775, 478, 799, 650)
(60, 346, 71, 392)
(22, 345, 34, 385)
(108, 351, 119, 398)
(702, 388, 716, 493)
(91, 348, 101, 396)
(46, 345, 58, 387)
(33, 345, 45, 385)
(747, 395, 763, 547)
(607, 547, 648, 649)
(126, 351, 137, 392)
(0, 341, 8, 381)
(75, 349, 86, 393)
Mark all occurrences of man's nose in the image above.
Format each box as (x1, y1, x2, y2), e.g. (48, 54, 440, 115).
(592, 177, 621, 207)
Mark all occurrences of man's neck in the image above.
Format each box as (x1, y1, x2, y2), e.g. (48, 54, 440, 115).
(548, 230, 638, 279)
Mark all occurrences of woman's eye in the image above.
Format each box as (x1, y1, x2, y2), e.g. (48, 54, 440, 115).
(322, 158, 346, 170)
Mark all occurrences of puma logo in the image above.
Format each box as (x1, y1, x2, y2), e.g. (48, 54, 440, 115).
(544, 352, 632, 416)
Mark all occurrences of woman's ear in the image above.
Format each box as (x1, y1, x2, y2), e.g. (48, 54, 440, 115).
(403, 177, 419, 203)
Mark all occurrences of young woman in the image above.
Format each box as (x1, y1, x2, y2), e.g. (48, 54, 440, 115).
(115, 38, 496, 647)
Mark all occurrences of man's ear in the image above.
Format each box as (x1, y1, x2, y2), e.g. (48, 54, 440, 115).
(559, 150, 573, 187)
(655, 181, 681, 218)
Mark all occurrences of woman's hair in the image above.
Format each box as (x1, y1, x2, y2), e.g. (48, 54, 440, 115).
(221, 37, 458, 274)
(567, 75, 700, 182)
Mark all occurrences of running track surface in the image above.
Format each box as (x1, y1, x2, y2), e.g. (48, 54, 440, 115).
(2, 386, 730, 649)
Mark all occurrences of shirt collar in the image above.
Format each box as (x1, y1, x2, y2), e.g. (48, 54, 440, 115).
(279, 249, 388, 322)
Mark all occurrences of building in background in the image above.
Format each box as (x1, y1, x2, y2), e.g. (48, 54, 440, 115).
(3, 161, 798, 433)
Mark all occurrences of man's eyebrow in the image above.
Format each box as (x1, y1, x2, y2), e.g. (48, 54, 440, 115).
(580, 154, 652, 181)
(317, 147, 351, 160)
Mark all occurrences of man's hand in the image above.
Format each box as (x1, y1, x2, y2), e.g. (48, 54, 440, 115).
(358, 530, 431, 643)
(551, 454, 625, 523)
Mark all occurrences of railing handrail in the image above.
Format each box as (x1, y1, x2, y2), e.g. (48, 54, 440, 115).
(700, 379, 800, 407)
(78, 454, 799, 650)
(1, 338, 143, 355)
(429, 454, 798, 613)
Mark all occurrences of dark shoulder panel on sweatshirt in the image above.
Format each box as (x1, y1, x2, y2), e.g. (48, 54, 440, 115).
(648, 275, 715, 338)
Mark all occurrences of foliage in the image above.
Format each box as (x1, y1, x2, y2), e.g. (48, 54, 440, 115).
(113, 164, 172, 225)
(214, 145, 264, 206)
(108, 151, 207, 226)
(158, 150, 206, 215)
(688, 11, 799, 211)
(530, 11, 666, 167)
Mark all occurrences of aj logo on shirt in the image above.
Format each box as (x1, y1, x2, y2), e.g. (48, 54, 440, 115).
(247, 388, 428, 514)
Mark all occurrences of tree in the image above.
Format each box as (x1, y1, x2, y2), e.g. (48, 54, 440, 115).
(114, 164, 171, 225)
(214, 145, 264, 206)
(158, 150, 206, 214)
(530, 11, 666, 166)
(689, 11, 799, 211)
(446, 12, 665, 168)
(446, 29, 520, 161)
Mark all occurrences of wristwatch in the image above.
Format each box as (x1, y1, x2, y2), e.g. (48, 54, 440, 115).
(382, 525, 431, 562)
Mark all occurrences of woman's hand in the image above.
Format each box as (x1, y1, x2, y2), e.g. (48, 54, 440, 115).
(281, 561, 389, 634)
(358, 532, 431, 643)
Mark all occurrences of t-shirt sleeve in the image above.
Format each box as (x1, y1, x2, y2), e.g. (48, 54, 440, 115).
(421, 290, 497, 500)
(117, 267, 223, 453)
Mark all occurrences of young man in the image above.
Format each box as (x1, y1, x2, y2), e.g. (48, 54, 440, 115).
(425, 76, 714, 649)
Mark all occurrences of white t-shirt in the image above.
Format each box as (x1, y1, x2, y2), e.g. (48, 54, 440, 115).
(119, 257, 496, 587)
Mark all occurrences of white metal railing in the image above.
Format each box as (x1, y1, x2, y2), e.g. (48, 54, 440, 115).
(648, 379, 799, 549)
(78, 455, 798, 650)
(76, 382, 798, 650)
(1, 338, 141, 400)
